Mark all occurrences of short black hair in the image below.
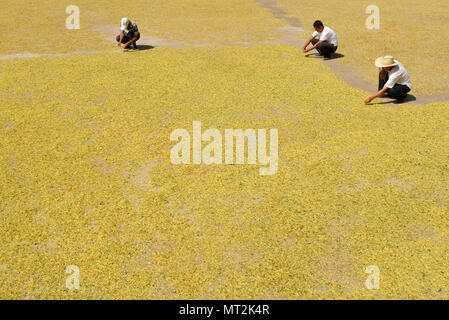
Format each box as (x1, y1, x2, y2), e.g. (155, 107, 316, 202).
(313, 20, 324, 28)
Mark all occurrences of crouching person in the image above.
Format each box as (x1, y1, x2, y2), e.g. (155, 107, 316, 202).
(365, 56, 412, 104)
(116, 17, 140, 50)
(302, 20, 338, 58)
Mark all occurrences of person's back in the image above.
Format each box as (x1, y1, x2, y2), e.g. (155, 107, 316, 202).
(124, 20, 139, 36)
(386, 60, 412, 90)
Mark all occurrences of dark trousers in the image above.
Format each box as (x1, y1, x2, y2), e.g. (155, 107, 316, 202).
(116, 32, 140, 45)
(378, 71, 411, 100)
(311, 38, 337, 57)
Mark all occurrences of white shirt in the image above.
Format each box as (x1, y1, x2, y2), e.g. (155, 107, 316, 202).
(385, 60, 412, 89)
(312, 26, 338, 46)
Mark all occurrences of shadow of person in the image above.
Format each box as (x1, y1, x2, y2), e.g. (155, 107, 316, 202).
(393, 94, 417, 104)
(367, 94, 417, 105)
(136, 45, 155, 51)
(324, 53, 345, 60)
(304, 52, 345, 60)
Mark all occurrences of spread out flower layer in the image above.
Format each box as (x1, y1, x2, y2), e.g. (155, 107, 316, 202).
(2, 0, 447, 95)
(0, 45, 448, 299)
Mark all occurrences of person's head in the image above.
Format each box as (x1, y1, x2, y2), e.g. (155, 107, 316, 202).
(120, 17, 131, 31)
(313, 20, 324, 32)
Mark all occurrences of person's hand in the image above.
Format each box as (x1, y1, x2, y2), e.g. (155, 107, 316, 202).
(364, 97, 373, 104)
(123, 43, 129, 49)
(302, 48, 309, 53)
(117, 42, 122, 47)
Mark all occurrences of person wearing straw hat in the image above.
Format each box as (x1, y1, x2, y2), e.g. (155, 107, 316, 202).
(116, 17, 140, 51)
(365, 56, 412, 104)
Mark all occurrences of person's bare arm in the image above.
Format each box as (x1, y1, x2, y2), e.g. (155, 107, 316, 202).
(365, 86, 389, 104)
(304, 39, 325, 53)
(124, 33, 139, 48)
(302, 36, 314, 52)
(117, 32, 124, 46)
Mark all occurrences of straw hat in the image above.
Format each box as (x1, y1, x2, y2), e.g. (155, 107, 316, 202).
(375, 55, 398, 68)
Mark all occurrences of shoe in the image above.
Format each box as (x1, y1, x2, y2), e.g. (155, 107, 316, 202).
(132, 43, 138, 50)
(123, 46, 136, 52)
